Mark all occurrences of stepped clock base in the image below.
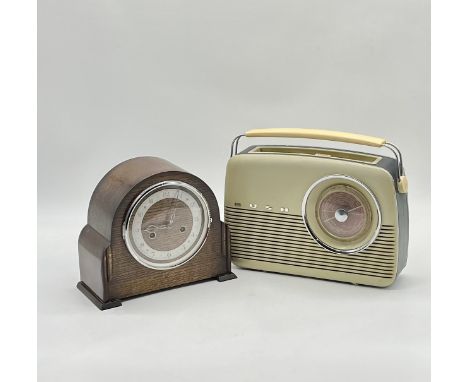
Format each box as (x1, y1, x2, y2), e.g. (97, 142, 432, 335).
(217, 272, 237, 282)
(77, 282, 122, 311)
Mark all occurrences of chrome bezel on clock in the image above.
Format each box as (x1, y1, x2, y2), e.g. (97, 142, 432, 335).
(122, 181, 211, 270)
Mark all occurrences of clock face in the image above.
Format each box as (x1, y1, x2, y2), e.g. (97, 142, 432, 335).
(123, 181, 210, 270)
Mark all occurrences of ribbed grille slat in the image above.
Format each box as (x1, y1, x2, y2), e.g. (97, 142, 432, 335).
(230, 243, 396, 265)
(231, 248, 395, 271)
(225, 206, 397, 279)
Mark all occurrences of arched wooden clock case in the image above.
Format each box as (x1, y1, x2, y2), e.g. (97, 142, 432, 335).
(77, 157, 236, 310)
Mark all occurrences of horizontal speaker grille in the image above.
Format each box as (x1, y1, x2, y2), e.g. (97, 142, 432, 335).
(225, 207, 397, 279)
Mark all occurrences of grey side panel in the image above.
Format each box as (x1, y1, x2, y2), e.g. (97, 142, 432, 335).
(376, 155, 399, 183)
(376, 153, 409, 274)
(396, 193, 409, 274)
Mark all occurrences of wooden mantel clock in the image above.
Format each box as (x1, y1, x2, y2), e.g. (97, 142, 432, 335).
(77, 157, 236, 310)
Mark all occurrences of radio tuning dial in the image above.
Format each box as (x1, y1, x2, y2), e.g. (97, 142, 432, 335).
(302, 175, 381, 254)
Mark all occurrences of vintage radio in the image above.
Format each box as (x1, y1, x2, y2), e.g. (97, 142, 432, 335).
(77, 157, 236, 310)
(225, 129, 409, 287)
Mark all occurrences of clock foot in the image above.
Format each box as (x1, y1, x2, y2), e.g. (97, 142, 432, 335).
(77, 282, 122, 310)
(217, 272, 237, 282)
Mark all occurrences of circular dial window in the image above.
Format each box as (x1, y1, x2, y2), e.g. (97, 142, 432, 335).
(317, 185, 372, 240)
(302, 175, 381, 253)
(123, 181, 210, 269)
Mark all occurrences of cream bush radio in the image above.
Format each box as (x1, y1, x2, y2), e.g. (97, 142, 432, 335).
(225, 128, 409, 287)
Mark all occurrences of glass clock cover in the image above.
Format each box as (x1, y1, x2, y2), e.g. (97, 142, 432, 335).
(123, 181, 210, 270)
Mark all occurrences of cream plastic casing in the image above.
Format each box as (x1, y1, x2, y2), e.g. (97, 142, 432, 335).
(224, 145, 408, 287)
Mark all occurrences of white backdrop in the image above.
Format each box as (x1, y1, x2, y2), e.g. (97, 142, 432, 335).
(38, 1, 430, 381)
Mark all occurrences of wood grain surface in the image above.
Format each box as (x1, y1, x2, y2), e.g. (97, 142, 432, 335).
(78, 157, 231, 305)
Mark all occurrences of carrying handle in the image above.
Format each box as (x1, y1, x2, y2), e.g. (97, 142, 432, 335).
(245, 128, 386, 147)
(230, 128, 407, 193)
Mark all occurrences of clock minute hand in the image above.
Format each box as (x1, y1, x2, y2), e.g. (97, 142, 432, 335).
(167, 190, 180, 228)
